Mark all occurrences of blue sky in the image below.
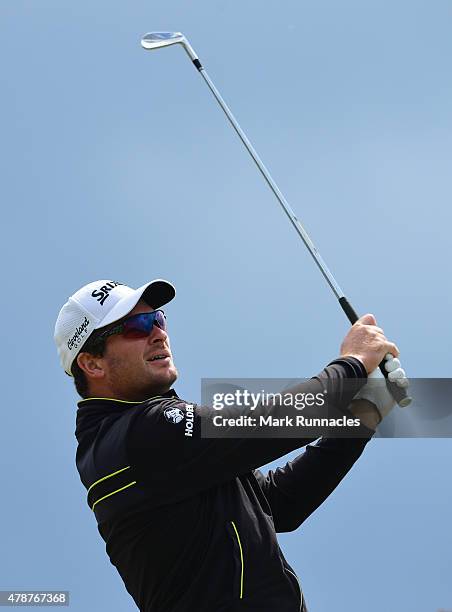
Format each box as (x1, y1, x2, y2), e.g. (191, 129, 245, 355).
(1, 1, 451, 610)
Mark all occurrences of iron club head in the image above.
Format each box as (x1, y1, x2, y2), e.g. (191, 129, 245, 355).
(141, 32, 198, 62)
(141, 32, 184, 50)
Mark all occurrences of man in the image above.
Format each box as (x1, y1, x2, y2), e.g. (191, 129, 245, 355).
(54, 278, 407, 612)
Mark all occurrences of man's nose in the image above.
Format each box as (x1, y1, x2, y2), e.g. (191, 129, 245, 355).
(148, 322, 168, 343)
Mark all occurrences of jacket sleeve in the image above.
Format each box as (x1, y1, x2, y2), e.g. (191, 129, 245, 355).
(253, 435, 372, 533)
(126, 357, 368, 506)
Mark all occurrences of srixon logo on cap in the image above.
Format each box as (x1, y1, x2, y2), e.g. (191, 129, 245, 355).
(91, 281, 124, 305)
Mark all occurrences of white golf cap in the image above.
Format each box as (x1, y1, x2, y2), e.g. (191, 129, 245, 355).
(54, 279, 175, 376)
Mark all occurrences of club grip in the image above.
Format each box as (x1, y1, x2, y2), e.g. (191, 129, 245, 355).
(338, 297, 412, 407)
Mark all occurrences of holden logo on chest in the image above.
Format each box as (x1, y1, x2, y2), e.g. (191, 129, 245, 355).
(164, 407, 185, 424)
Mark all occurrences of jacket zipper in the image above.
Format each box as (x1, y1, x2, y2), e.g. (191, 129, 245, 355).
(230, 521, 244, 599)
(285, 567, 303, 612)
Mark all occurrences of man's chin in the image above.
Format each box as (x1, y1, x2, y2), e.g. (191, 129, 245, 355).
(146, 368, 178, 396)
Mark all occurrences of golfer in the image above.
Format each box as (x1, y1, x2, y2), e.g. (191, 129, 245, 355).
(54, 278, 407, 612)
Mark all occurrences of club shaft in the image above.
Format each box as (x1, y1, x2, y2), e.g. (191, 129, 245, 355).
(197, 67, 344, 300)
(183, 52, 411, 407)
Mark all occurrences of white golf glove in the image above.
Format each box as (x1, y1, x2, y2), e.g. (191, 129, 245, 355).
(354, 354, 409, 423)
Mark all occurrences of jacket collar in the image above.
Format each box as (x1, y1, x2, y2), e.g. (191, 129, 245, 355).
(75, 389, 179, 442)
(77, 388, 179, 408)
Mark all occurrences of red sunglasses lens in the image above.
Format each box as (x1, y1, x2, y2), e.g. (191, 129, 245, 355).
(122, 311, 166, 339)
(122, 327, 149, 339)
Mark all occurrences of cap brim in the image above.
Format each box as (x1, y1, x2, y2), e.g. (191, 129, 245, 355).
(96, 279, 176, 330)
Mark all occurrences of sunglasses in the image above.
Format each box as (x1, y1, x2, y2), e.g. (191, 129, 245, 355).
(93, 310, 167, 345)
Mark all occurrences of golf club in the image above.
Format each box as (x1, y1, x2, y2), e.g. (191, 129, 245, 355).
(141, 31, 411, 407)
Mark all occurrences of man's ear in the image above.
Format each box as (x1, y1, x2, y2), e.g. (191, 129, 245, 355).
(77, 352, 105, 380)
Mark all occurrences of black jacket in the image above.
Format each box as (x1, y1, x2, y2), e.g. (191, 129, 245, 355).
(75, 357, 371, 611)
